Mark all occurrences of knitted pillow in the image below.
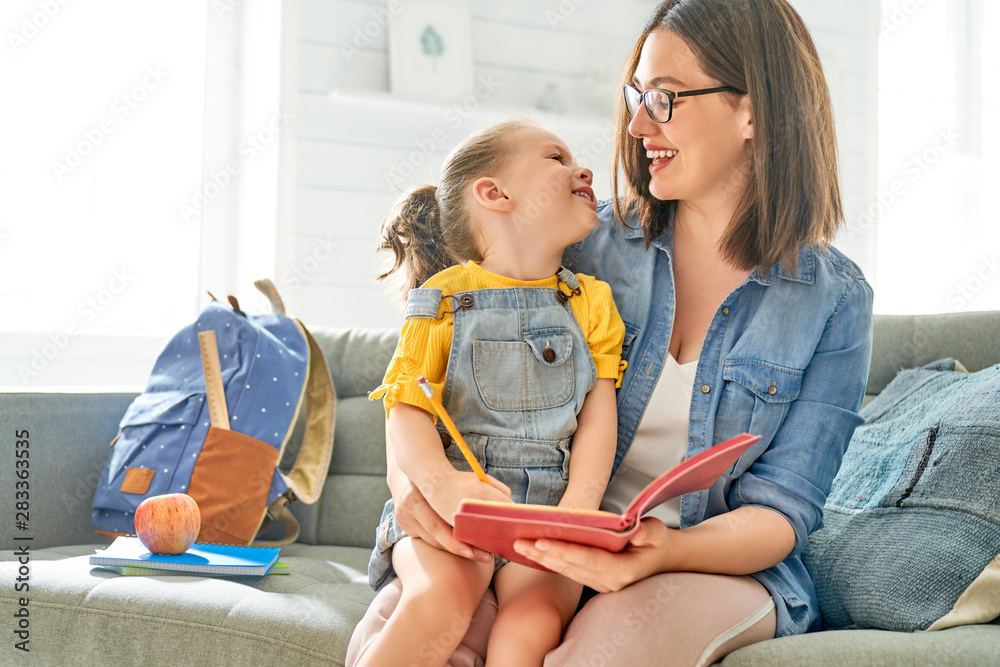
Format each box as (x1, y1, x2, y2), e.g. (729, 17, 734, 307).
(802, 359, 1000, 632)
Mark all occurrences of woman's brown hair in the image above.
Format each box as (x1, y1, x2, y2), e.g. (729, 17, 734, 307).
(377, 119, 537, 296)
(612, 0, 842, 274)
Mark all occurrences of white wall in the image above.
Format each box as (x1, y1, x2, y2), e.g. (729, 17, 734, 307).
(284, 0, 880, 330)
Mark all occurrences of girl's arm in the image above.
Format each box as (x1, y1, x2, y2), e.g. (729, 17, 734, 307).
(388, 402, 512, 524)
(557, 378, 617, 510)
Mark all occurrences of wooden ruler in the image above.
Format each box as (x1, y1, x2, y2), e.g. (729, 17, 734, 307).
(198, 330, 230, 430)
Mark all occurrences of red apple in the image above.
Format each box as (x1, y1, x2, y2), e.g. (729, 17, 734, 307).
(134, 493, 201, 555)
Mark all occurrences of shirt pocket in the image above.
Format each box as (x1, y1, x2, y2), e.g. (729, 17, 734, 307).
(473, 329, 575, 411)
(620, 321, 640, 362)
(718, 359, 804, 477)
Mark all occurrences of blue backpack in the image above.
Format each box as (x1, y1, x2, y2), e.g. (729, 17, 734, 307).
(92, 280, 335, 546)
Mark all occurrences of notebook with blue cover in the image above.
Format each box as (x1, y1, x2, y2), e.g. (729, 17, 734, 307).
(90, 536, 280, 575)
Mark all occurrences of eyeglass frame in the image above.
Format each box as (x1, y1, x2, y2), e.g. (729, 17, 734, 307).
(623, 83, 745, 123)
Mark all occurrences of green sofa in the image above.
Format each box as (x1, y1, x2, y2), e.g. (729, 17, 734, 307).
(2, 312, 999, 665)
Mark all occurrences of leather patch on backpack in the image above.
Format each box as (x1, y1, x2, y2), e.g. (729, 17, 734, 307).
(121, 467, 155, 495)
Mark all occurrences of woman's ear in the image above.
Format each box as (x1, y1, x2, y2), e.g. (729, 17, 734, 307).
(472, 176, 512, 211)
(739, 95, 754, 141)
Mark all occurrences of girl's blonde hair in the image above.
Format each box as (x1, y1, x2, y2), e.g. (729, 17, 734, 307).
(377, 119, 538, 296)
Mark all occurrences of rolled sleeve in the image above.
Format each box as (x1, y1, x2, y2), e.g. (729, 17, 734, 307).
(727, 277, 874, 554)
(587, 279, 627, 386)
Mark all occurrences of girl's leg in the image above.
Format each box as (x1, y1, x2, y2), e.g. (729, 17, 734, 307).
(487, 564, 583, 666)
(345, 577, 498, 667)
(355, 536, 494, 667)
(543, 572, 776, 667)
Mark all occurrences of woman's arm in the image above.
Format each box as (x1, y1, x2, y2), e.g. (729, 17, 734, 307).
(514, 506, 794, 593)
(558, 378, 617, 510)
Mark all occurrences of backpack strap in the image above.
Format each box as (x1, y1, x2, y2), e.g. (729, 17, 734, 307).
(283, 321, 336, 505)
(254, 278, 287, 316)
(252, 495, 301, 548)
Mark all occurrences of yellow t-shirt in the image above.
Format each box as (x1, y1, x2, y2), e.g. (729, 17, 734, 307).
(370, 261, 627, 418)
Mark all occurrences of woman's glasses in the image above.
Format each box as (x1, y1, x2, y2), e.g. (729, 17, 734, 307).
(623, 84, 744, 123)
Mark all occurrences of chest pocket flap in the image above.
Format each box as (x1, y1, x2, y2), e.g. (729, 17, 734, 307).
(523, 330, 573, 367)
(723, 360, 803, 404)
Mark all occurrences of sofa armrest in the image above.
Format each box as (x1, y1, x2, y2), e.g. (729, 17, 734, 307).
(0, 391, 137, 550)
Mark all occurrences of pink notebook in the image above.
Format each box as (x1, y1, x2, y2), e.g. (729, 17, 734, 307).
(453, 433, 760, 571)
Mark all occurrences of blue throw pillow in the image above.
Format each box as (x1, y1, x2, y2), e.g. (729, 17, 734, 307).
(802, 359, 1000, 632)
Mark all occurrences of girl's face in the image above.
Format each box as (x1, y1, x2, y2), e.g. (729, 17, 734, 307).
(498, 127, 598, 251)
(628, 30, 753, 206)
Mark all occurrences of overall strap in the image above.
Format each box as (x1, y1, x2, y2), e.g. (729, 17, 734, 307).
(405, 288, 446, 319)
(556, 266, 580, 291)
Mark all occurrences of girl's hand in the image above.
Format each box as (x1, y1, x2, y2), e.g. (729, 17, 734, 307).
(513, 517, 673, 593)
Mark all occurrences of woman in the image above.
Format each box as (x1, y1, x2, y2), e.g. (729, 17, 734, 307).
(346, 0, 873, 664)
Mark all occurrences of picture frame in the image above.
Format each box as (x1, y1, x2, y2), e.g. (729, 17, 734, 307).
(387, 0, 474, 103)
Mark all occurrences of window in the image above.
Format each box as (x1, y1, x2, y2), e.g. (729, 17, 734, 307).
(1, 1, 208, 385)
(877, 0, 999, 313)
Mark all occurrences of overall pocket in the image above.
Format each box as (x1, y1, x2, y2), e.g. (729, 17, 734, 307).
(473, 329, 575, 411)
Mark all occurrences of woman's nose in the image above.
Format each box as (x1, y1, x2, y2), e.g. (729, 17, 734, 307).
(577, 167, 593, 185)
(627, 102, 655, 138)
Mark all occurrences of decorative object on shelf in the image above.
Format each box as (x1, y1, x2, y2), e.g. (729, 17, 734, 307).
(388, 0, 474, 103)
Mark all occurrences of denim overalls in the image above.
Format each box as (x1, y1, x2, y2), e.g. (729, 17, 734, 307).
(368, 267, 598, 590)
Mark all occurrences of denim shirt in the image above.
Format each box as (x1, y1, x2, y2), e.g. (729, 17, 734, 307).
(565, 200, 874, 637)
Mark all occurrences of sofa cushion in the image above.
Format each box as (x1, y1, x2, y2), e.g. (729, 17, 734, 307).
(803, 359, 1000, 632)
(0, 543, 375, 666)
(717, 625, 1000, 666)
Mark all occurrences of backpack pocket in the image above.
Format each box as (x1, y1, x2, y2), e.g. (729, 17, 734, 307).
(187, 426, 280, 545)
(100, 391, 205, 513)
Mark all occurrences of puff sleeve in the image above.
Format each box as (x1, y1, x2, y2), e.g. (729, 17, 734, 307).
(369, 314, 450, 419)
(586, 278, 627, 387)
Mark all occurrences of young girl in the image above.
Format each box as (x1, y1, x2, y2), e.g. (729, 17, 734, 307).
(354, 119, 626, 667)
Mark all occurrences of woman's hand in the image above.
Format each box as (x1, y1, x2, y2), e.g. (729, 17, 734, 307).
(513, 517, 673, 593)
(423, 469, 513, 527)
(391, 470, 511, 564)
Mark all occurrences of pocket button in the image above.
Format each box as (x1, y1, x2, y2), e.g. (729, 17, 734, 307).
(543, 347, 556, 362)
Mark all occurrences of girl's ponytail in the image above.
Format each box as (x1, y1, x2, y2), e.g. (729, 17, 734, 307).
(377, 118, 539, 298)
(376, 184, 454, 294)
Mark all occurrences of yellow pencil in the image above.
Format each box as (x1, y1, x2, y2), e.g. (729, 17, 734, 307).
(417, 376, 493, 486)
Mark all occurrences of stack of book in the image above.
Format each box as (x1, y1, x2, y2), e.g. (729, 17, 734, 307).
(90, 536, 285, 576)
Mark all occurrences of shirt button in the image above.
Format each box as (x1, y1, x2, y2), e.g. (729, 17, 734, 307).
(768, 382, 778, 395)
(700, 384, 711, 394)
(543, 347, 556, 363)
(721, 306, 730, 316)
(440, 432, 452, 449)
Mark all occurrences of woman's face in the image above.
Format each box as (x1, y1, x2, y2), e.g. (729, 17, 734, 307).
(629, 30, 753, 207)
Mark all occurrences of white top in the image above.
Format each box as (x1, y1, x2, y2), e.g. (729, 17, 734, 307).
(600, 354, 698, 528)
